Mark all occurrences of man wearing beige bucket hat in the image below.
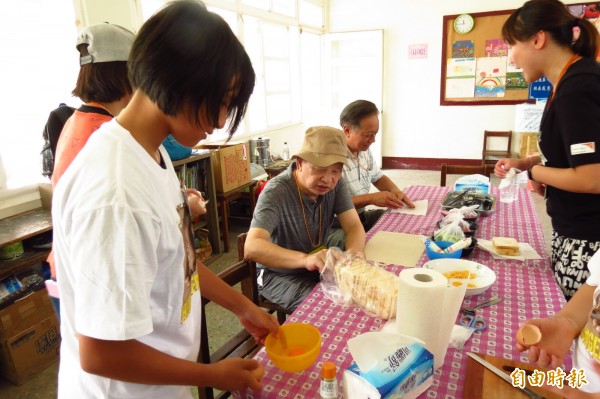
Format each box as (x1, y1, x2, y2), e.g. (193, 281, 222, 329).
(245, 126, 366, 312)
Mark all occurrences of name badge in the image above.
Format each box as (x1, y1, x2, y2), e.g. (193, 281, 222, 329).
(570, 142, 596, 155)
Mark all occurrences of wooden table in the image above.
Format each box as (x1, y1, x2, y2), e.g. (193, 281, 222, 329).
(234, 185, 568, 398)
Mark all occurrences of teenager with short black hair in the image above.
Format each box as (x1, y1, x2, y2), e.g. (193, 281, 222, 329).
(52, 2, 278, 397)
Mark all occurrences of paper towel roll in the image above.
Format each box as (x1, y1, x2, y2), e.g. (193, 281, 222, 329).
(395, 268, 466, 369)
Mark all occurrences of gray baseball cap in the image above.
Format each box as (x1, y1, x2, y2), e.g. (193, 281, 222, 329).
(77, 23, 135, 65)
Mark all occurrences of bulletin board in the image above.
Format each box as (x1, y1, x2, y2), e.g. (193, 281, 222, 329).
(441, 3, 600, 106)
(440, 10, 533, 106)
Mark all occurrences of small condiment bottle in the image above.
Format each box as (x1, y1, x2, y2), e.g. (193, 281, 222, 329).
(319, 361, 338, 399)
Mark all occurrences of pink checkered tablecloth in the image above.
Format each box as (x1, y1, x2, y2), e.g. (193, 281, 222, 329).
(235, 185, 567, 398)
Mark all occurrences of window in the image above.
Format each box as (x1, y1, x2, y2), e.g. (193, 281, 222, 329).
(299, 0, 323, 27)
(194, 0, 325, 142)
(244, 18, 299, 130)
(242, 0, 295, 17)
(0, 0, 326, 192)
(0, 1, 78, 190)
(299, 32, 323, 126)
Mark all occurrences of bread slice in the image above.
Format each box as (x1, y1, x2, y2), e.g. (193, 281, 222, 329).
(335, 257, 398, 319)
(492, 237, 520, 256)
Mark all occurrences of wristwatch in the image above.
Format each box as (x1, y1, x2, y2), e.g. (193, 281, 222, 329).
(527, 165, 536, 181)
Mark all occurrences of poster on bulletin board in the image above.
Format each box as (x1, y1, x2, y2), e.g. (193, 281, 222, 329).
(440, 9, 532, 105)
(441, 3, 600, 105)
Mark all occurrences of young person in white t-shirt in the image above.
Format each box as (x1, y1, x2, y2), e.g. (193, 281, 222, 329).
(51, 2, 279, 398)
(516, 249, 600, 398)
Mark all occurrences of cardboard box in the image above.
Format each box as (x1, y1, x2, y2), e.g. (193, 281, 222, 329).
(0, 315, 60, 385)
(199, 142, 251, 193)
(0, 288, 59, 385)
(0, 288, 55, 340)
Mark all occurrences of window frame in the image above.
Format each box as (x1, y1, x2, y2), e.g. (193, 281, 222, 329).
(200, 0, 326, 142)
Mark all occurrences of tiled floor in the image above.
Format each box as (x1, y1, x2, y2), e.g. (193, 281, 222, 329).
(0, 169, 552, 398)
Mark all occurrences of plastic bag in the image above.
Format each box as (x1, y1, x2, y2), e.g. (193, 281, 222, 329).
(439, 213, 471, 232)
(320, 248, 399, 319)
(456, 205, 480, 219)
(320, 247, 353, 307)
(449, 324, 476, 350)
(433, 220, 466, 243)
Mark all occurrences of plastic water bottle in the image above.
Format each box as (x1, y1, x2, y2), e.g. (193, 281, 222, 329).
(282, 142, 290, 161)
(499, 179, 519, 203)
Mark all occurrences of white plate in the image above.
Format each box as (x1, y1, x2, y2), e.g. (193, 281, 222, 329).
(422, 258, 496, 296)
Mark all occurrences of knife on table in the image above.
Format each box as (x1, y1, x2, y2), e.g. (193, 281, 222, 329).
(467, 352, 546, 399)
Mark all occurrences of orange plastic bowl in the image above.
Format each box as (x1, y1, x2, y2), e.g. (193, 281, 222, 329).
(265, 323, 321, 373)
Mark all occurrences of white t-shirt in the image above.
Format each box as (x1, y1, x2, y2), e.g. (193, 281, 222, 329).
(52, 119, 201, 399)
(573, 249, 600, 393)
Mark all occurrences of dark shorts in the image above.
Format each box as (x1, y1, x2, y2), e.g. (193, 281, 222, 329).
(258, 268, 320, 312)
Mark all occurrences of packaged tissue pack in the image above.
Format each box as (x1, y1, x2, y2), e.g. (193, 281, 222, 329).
(453, 174, 490, 194)
(343, 332, 434, 399)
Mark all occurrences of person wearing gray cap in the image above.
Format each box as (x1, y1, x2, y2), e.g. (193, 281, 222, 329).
(52, 23, 135, 186)
(245, 126, 366, 312)
(44, 22, 136, 319)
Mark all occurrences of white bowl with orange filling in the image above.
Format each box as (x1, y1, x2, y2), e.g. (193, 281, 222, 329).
(422, 258, 496, 296)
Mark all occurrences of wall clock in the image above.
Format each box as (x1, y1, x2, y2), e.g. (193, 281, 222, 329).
(454, 13, 475, 34)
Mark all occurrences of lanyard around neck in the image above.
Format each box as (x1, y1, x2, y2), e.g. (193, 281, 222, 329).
(293, 169, 323, 248)
(549, 53, 580, 102)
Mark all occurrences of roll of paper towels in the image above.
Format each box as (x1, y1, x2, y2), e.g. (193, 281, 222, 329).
(395, 268, 466, 369)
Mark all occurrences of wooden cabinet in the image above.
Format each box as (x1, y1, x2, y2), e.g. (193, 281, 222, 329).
(0, 208, 52, 280)
(172, 151, 222, 256)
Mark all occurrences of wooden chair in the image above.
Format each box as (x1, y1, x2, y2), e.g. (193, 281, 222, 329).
(440, 163, 494, 187)
(216, 180, 257, 253)
(482, 130, 512, 166)
(197, 258, 262, 399)
(237, 232, 291, 325)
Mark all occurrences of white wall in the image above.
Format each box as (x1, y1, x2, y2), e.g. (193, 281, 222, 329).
(328, 0, 581, 161)
(73, 0, 142, 32)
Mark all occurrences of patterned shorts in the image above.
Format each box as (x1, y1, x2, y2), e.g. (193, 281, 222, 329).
(551, 231, 600, 300)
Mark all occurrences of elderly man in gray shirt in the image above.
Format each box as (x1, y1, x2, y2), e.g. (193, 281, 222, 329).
(245, 126, 366, 312)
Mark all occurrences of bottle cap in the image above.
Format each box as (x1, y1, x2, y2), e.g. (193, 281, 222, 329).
(322, 361, 336, 379)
